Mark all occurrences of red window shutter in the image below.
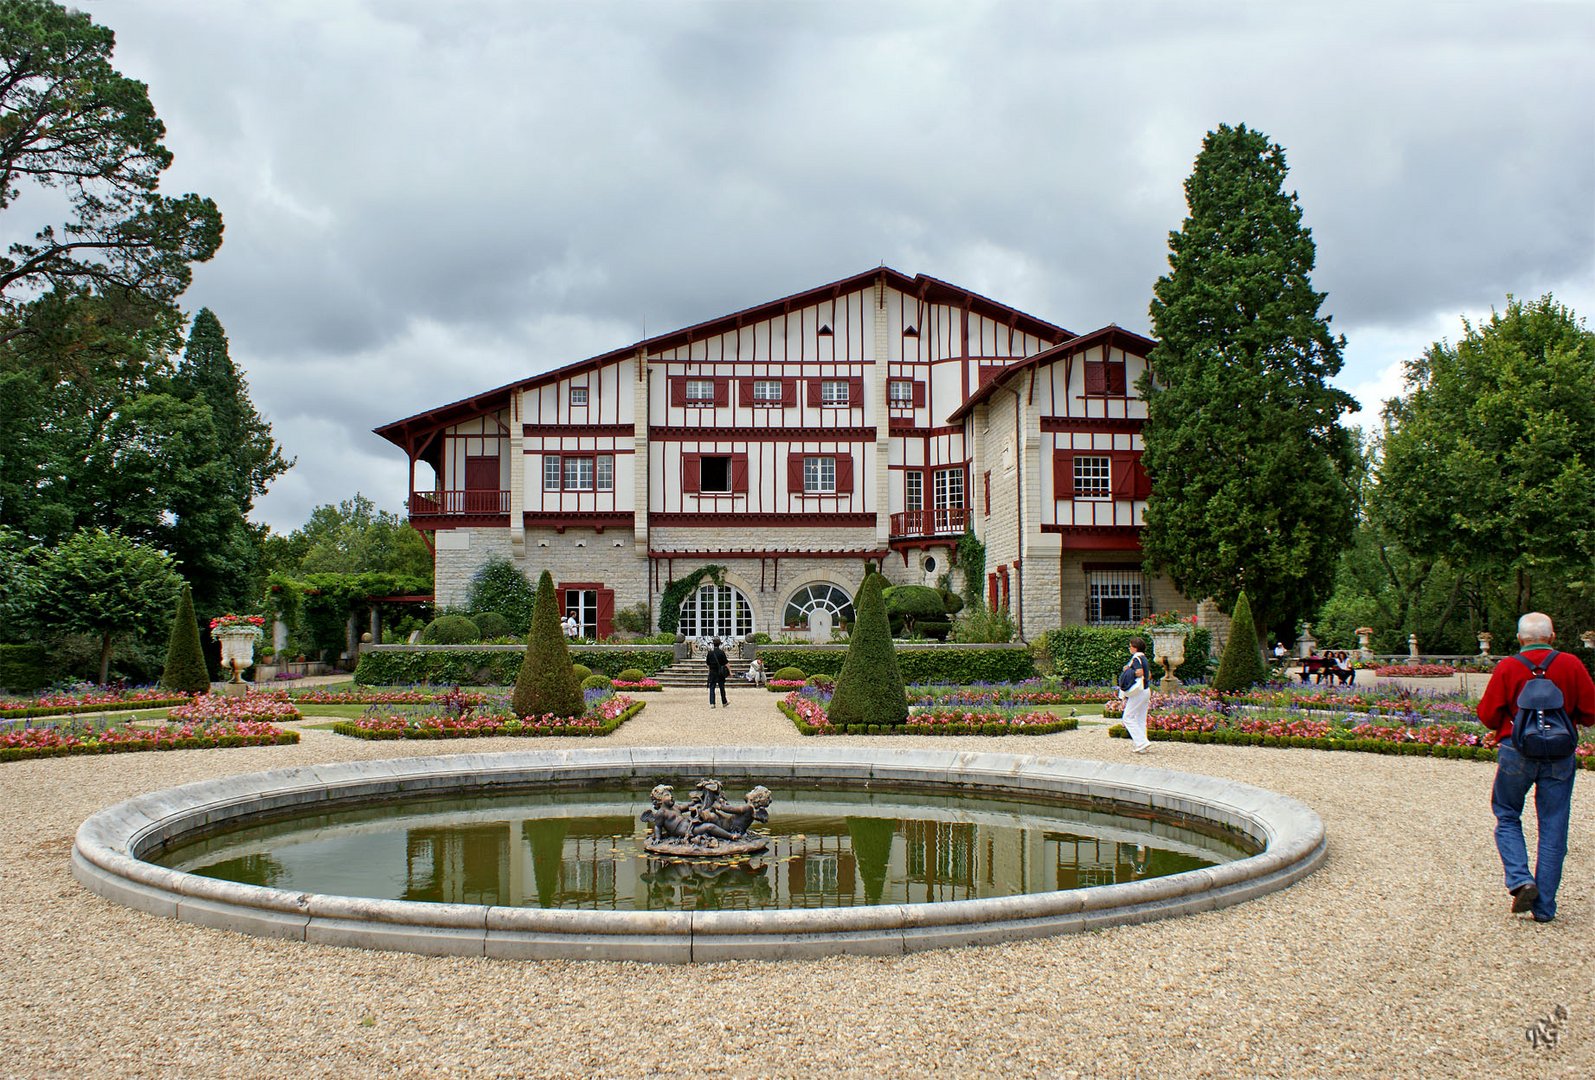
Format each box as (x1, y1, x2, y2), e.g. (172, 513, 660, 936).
(713, 378, 729, 407)
(987, 573, 999, 610)
(1084, 362, 1106, 395)
(788, 453, 805, 493)
(1132, 454, 1152, 499)
(464, 456, 497, 491)
(670, 378, 686, 407)
(731, 454, 749, 493)
(738, 379, 755, 407)
(983, 470, 991, 516)
(1112, 454, 1136, 499)
(781, 379, 797, 407)
(1053, 450, 1074, 498)
(1107, 363, 1127, 396)
(835, 453, 853, 493)
(682, 453, 700, 494)
(807, 380, 823, 406)
(595, 589, 615, 640)
(912, 380, 926, 407)
(847, 377, 864, 406)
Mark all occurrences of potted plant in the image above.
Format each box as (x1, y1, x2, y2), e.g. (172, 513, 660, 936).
(209, 614, 266, 683)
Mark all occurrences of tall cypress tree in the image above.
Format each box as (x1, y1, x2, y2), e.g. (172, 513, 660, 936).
(159, 583, 211, 693)
(512, 570, 584, 719)
(827, 572, 907, 726)
(1143, 123, 1358, 639)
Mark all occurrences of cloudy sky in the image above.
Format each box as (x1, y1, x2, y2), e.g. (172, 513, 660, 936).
(89, 0, 1595, 532)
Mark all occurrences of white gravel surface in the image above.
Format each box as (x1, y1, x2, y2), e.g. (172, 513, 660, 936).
(3, 688, 1591, 1078)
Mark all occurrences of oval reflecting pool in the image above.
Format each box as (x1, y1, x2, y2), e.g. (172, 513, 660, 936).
(153, 782, 1258, 912)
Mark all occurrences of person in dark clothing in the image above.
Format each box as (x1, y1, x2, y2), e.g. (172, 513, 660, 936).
(705, 637, 730, 708)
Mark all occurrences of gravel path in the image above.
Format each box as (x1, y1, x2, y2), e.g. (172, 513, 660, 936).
(3, 688, 1590, 1078)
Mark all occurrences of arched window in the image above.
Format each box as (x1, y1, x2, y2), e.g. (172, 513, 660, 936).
(678, 584, 754, 641)
(783, 583, 855, 628)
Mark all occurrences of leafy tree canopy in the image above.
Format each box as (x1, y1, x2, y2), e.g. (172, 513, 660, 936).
(32, 526, 181, 682)
(1142, 122, 1358, 637)
(0, 0, 221, 319)
(264, 494, 433, 582)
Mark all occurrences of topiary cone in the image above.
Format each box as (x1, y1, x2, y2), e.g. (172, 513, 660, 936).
(159, 584, 211, 693)
(1213, 590, 1266, 692)
(827, 572, 907, 726)
(512, 570, 584, 718)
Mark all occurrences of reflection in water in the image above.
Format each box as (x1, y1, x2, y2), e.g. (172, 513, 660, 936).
(158, 786, 1251, 912)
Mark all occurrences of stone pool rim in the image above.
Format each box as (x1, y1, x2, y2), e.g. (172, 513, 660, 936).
(73, 746, 1326, 963)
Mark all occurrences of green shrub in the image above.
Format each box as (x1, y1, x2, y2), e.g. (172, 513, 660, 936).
(773, 666, 806, 681)
(616, 667, 646, 682)
(1213, 591, 1266, 692)
(758, 647, 1034, 683)
(512, 571, 584, 718)
(472, 611, 512, 640)
(882, 584, 948, 634)
(466, 557, 536, 635)
(0, 643, 52, 694)
(749, 632, 772, 645)
(571, 663, 594, 682)
(948, 605, 1014, 644)
(159, 584, 211, 693)
(1042, 626, 1210, 684)
(352, 647, 672, 686)
(806, 673, 835, 688)
(612, 601, 650, 635)
(938, 589, 964, 616)
(828, 573, 908, 726)
(582, 674, 614, 691)
(421, 615, 481, 645)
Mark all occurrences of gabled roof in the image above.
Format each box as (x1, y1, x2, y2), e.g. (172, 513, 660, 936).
(944, 324, 1156, 423)
(373, 267, 1075, 450)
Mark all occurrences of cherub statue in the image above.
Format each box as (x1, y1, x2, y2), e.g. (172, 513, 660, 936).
(639, 784, 692, 844)
(690, 785, 772, 844)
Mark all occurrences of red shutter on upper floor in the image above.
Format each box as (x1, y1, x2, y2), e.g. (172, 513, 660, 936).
(1053, 450, 1074, 498)
(738, 379, 755, 407)
(847, 377, 863, 407)
(464, 456, 498, 491)
(807, 379, 823, 406)
(835, 453, 853, 493)
(1132, 454, 1152, 499)
(987, 573, 999, 610)
(713, 378, 729, 407)
(669, 378, 686, 406)
(787, 453, 805, 493)
(1112, 454, 1136, 499)
(781, 379, 798, 407)
(682, 453, 701, 494)
(912, 380, 926, 407)
(1084, 361, 1106, 395)
(983, 470, 991, 516)
(731, 454, 749, 493)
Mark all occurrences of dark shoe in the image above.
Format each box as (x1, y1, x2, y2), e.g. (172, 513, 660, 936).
(1533, 913, 1555, 923)
(1511, 882, 1539, 913)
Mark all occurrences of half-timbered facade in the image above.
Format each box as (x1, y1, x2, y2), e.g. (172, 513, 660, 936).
(374, 268, 1196, 639)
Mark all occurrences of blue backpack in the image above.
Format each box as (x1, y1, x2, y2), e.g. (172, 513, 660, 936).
(1511, 650, 1577, 760)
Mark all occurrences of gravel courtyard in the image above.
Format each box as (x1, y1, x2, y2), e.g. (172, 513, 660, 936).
(3, 689, 1590, 1078)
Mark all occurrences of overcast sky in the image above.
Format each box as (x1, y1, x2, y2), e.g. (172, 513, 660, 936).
(88, 0, 1595, 532)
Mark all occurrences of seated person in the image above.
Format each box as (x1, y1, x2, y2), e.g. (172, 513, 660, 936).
(742, 658, 767, 685)
(1334, 650, 1356, 685)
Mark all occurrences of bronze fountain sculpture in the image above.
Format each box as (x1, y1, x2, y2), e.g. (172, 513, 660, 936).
(641, 779, 773, 857)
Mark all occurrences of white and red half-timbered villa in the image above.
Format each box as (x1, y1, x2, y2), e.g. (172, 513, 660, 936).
(374, 267, 1200, 640)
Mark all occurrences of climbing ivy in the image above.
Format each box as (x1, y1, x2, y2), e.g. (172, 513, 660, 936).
(657, 564, 726, 634)
(956, 530, 986, 611)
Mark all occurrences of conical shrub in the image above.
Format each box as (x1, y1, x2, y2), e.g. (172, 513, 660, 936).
(827, 572, 907, 726)
(512, 570, 584, 718)
(159, 584, 211, 693)
(1212, 590, 1266, 692)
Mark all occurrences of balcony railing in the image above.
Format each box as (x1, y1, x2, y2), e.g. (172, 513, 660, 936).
(409, 490, 510, 517)
(889, 507, 969, 538)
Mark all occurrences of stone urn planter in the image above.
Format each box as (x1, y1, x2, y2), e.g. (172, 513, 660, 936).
(209, 615, 266, 684)
(1149, 626, 1190, 690)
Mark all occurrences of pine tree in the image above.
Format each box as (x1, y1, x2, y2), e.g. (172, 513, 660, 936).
(827, 572, 907, 726)
(1212, 591, 1266, 692)
(512, 570, 584, 718)
(1143, 123, 1359, 639)
(159, 583, 211, 693)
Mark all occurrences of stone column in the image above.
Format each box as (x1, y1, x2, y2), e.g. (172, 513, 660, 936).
(1355, 627, 1374, 661)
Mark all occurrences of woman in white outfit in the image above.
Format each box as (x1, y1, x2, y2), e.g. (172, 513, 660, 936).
(1118, 636, 1154, 753)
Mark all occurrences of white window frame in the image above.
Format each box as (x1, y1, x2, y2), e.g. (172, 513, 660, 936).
(543, 456, 561, 492)
(595, 454, 613, 492)
(752, 379, 783, 403)
(1074, 455, 1112, 500)
(803, 455, 836, 494)
(888, 379, 914, 404)
(820, 379, 849, 405)
(685, 378, 715, 402)
(564, 456, 595, 491)
(569, 386, 589, 406)
(933, 467, 964, 509)
(904, 471, 923, 512)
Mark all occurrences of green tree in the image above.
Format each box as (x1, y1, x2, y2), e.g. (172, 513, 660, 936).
(466, 556, 537, 633)
(827, 572, 907, 726)
(1142, 123, 1359, 638)
(0, 525, 39, 640)
(33, 527, 181, 683)
(160, 583, 210, 693)
(511, 570, 583, 719)
(1376, 296, 1595, 617)
(1212, 590, 1266, 692)
(0, 0, 222, 318)
(287, 495, 433, 580)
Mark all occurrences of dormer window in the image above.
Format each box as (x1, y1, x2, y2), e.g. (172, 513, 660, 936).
(570, 386, 588, 406)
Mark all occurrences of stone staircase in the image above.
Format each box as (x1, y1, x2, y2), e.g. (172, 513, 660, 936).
(650, 656, 764, 690)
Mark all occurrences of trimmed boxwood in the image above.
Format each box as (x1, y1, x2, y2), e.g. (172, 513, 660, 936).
(759, 645, 1035, 684)
(159, 584, 211, 693)
(1043, 626, 1210, 684)
(352, 646, 673, 686)
(0, 730, 299, 763)
(329, 699, 646, 741)
(616, 668, 646, 682)
(571, 664, 594, 682)
(581, 674, 614, 691)
(421, 615, 481, 645)
(512, 571, 583, 718)
(773, 666, 806, 681)
(777, 697, 1080, 737)
(827, 573, 907, 726)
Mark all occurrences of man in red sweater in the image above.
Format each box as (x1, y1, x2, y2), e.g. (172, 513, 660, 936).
(1477, 612, 1595, 922)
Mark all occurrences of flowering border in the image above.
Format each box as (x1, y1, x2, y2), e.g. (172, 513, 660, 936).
(329, 697, 646, 740)
(0, 690, 191, 720)
(778, 691, 1079, 736)
(1, 722, 298, 763)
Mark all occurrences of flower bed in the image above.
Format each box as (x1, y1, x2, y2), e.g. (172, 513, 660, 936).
(289, 688, 493, 706)
(330, 695, 645, 740)
(1100, 685, 1478, 722)
(610, 679, 662, 692)
(1, 720, 298, 763)
(766, 679, 808, 692)
(779, 690, 1077, 736)
(907, 681, 1118, 709)
(167, 694, 302, 724)
(0, 688, 191, 720)
(1371, 663, 1459, 678)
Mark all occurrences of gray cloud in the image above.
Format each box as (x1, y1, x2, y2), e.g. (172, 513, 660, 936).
(88, 0, 1595, 530)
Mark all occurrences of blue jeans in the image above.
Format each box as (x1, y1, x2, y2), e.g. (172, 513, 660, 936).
(1492, 743, 1579, 920)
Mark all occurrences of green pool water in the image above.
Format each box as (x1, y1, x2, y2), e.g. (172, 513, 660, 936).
(153, 783, 1257, 912)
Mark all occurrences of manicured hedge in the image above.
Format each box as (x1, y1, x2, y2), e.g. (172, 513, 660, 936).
(0, 697, 189, 720)
(353, 646, 673, 685)
(330, 699, 645, 740)
(758, 645, 1035, 684)
(0, 644, 52, 694)
(1043, 626, 1211, 684)
(1, 731, 299, 763)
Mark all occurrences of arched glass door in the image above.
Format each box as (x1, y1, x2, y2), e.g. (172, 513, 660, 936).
(678, 584, 754, 642)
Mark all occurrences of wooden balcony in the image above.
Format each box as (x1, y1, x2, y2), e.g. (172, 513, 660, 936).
(409, 490, 510, 519)
(889, 507, 969, 539)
